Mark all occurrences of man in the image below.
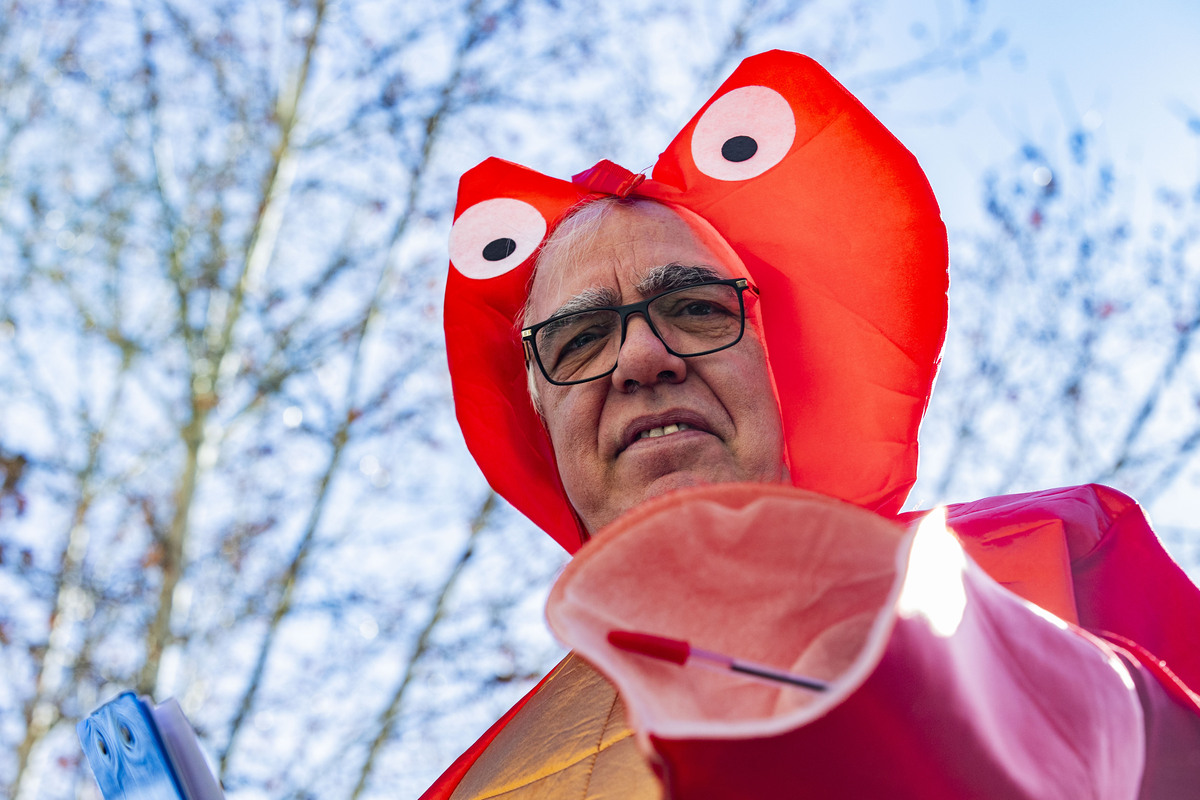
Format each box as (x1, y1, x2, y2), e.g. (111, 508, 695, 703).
(430, 51, 1200, 798)
(521, 198, 787, 534)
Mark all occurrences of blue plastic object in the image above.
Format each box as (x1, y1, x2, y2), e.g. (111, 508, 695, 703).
(77, 692, 186, 800)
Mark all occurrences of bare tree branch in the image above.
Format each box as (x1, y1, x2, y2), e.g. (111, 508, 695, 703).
(348, 492, 495, 800)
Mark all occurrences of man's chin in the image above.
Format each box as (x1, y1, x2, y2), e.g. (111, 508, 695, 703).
(577, 454, 787, 535)
(639, 471, 710, 500)
(627, 470, 723, 521)
(597, 465, 786, 533)
(583, 471, 716, 537)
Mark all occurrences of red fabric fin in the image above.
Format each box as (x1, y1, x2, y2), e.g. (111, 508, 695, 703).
(572, 159, 646, 197)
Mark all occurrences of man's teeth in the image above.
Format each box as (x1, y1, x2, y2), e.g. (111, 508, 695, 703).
(639, 422, 692, 440)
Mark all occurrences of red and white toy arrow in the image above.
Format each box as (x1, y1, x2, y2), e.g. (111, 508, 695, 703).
(607, 629, 828, 692)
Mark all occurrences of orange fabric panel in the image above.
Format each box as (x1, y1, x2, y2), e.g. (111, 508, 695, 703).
(447, 654, 659, 800)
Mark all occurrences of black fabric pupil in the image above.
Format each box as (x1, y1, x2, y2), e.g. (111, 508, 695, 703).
(721, 135, 758, 163)
(482, 237, 517, 262)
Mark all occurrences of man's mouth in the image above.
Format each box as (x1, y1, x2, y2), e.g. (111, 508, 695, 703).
(638, 422, 693, 440)
(619, 412, 713, 454)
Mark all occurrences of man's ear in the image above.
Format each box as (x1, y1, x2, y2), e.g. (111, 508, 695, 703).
(525, 362, 546, 422)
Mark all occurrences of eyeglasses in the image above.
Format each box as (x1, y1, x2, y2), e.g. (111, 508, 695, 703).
(522, 278, 758, 386)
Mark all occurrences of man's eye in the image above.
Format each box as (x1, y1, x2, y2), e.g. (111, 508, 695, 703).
(662, 298, 735, 318)
(549, 321, 615, 365)
(564, 330, 603, 352)
(680, 301, 718, 316)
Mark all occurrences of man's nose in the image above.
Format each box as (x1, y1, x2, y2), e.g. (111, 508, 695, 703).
(610, 314, 687, 392)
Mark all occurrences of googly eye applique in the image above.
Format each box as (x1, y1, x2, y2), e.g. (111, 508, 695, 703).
(691, 85, 796, 181)
(449, 197, 548, 279)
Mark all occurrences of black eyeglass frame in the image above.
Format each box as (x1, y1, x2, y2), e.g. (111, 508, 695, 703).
(521, 277, 758, 387)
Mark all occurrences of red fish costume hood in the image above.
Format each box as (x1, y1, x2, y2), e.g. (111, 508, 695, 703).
(446, 50, 948, 551)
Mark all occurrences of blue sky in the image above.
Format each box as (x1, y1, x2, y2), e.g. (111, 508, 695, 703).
(869, 0, 1200, 230)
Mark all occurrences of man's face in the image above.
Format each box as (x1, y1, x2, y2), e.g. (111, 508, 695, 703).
(526, 202, 786, 534)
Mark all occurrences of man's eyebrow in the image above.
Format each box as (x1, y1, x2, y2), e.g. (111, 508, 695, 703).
(546, 286, 619, 321)
(534, 263, 720, 329)
(635, 263, 722, 296)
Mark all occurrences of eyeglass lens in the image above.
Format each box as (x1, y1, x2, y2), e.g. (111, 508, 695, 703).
(535, 282, 745, 384)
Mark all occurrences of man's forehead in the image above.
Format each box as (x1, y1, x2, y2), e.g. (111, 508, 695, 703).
(524, 199, 740, 321)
